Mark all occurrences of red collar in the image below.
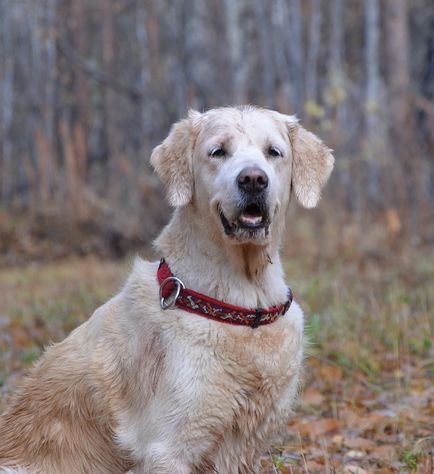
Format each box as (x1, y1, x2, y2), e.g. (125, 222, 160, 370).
(157, 259, 292, 328)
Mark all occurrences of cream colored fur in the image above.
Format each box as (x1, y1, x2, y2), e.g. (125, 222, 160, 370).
(0, 106, 333, 473)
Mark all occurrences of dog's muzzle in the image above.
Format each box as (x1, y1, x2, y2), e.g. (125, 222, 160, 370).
(218, 166, 271, 237)
(219, 196, 270, 236)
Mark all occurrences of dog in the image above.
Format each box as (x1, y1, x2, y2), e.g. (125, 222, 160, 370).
(0, 106, 334, 473)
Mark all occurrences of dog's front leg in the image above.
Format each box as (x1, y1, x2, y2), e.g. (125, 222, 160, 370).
(131, 442, 191, 474)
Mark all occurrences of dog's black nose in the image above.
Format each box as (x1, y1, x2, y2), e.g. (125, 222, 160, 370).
(237, 167, 269, 193)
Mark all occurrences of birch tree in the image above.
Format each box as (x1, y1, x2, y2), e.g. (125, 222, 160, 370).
(252, 0, 276, 107)
(224, 0, 247, 105)
(383, 0, 416, 228)
(287, 0, 304, 115)
(101, 0, 117, 190)
(0, 3, 14, 206)
(364, 0, 382, 206)
(305, 0, 323, 122)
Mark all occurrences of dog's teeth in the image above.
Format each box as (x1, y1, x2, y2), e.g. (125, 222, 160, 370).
(240, 214, 263, 225)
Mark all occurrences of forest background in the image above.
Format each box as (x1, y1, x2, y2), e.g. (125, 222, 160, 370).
(0, 1, 433, 472)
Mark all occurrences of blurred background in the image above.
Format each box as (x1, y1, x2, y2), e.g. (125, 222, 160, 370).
(0, 0, 433, 260)
(0, 1, 433, 472)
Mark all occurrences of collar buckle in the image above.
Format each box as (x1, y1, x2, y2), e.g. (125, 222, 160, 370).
(251, 307, 262, 329)
(159, 276, 185, 310)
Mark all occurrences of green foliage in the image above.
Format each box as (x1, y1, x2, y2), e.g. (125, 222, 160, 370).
(304, 313, 322, 356)
(21, 347, 41, 365)
(400, 450, 419, 470)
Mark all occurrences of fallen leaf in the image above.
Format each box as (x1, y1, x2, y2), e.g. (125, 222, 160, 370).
(332, 434, 345, 446)
(357, 411, 395, 433)
(344, 437, 376, 451)
(307, 447, 326, 462)
(374, 468, 397, 474)
(318, 364, 343, 384)
(371, 444, 396, 460)
(8, 321, 33, 348)
(278, 467, 293, 474)
(302, 388, 325, 406)
(298, 418, 342, 439)
(306, 460, 326, 471)
(343, 465, 369, 474)
(385, 208, 402, 236)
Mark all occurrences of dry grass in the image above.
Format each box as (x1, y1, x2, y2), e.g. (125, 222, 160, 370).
(0, 257, 131, 402)
(0, 241, 432, 472)
(274, 244, 434, 473)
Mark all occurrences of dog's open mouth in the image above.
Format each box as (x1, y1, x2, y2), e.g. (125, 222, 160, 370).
(238, 203, 265, 228)
(219, 201, 269, 237)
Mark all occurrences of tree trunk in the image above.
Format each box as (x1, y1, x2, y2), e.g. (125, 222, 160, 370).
(182, 1, 211, 110)
(364, 0, 382, 207)
(417, 17, 434, 202)
(101, 0, 119, 192)
(167, 0, 188, 116)
(327, 0, 349, 207)
(383, 0, 416, 232)
(224, 0, 247, 105)
(306, 0, 323, 106)
(327, 0, 345, 123)
(252, 0, 276, 107)
(0, 3, 14, 206)
(135, 1, 151, 143)
(288, 0, 304, 115)
(270, 0, 294, 113)
(72, 0, 89, 185)
(383, 0, 411, 144)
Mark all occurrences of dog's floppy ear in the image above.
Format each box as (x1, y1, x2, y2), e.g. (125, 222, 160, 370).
(151, 110, 201, 206)
(288, 123, 334, 208)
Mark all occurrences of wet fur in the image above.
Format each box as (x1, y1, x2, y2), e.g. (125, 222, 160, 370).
(0, 106, 333, 473)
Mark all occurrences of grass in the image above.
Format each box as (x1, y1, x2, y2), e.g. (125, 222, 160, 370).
(0, 257, 131, 404)
(285, 246, 433, 384)
(400, 451, 420, 471)
(0, 242, 433, 472)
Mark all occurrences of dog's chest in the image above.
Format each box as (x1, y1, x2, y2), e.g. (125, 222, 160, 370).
(219, 323, 297, 391)
(175, 312, 302, 388)
(207, 323, 300, 442)
(173, 318, 301, 419)
(139, 300, 304, 453)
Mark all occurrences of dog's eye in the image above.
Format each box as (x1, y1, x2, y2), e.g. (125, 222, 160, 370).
(268, 146, 283, 157)
(209, 146, 226, 158)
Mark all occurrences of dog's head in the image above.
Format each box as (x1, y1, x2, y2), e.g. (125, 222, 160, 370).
(151, 106, 334, 245)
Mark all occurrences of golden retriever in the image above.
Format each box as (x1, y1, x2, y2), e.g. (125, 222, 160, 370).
(0, 106, 334, 473)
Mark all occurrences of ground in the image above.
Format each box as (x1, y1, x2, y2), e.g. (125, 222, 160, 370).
(0, 246, 433, 473)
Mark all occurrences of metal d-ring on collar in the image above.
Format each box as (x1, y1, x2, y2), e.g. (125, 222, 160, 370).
(159, 276, 185, 310)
